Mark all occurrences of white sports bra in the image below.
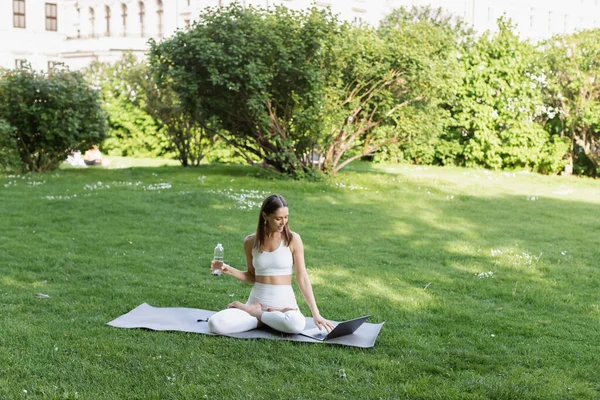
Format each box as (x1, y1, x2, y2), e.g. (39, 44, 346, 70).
(252, 241, 294, 277)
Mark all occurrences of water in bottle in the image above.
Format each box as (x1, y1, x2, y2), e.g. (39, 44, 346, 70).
(212, 243, 224, 276)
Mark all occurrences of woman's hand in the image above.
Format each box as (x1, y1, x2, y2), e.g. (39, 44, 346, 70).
(211, 261, 234, 275)
(313, 314, 334, 332)
(220, 263, 234, 275)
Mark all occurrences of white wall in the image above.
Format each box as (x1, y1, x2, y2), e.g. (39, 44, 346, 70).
(1, 0, 599, 72)
(0, 0, 65, 71)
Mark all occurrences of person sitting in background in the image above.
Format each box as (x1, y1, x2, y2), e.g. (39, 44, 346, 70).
(83, 145, 109, 166)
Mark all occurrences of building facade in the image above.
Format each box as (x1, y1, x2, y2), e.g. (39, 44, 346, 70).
(1, 0, 599, 72)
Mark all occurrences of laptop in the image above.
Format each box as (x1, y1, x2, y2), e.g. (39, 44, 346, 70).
(300, 316, 370, 341)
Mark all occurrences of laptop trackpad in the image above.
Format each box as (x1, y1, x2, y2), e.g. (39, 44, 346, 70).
(302, 327, 329, 339)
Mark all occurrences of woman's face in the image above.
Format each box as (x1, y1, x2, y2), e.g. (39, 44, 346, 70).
(264, 207, 289, 233)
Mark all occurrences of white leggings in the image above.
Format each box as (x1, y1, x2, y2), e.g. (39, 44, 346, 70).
(208, 283, 306, 335)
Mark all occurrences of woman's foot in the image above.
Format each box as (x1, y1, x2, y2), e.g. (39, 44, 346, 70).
(227, 301, 264, 319)
(226, 301, 246, 310)
(266, 307, 298, 313)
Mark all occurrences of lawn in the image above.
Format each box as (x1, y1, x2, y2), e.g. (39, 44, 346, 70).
(1, 160, 599, 399)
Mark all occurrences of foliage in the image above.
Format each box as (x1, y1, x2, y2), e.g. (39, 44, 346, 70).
(0, 119, 23, 173)
(540, 29, 600, 176)
(0, 65, 107, 172)
(141, 68, 213, 167)
(370, 6, 471, 166)
(446, 18, 569, 173)
(84, 55, 171, 158)
(149, 4, 341, 176)
(319, 24, 413, 173)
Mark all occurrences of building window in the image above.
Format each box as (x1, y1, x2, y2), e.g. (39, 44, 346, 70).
(13, 0, 26, 28)
(76, 6, 81, 38)
(122, 3, 127, 36)
(45, 3, 57, 31)
(529, 8, 535, 28)
(105, 5, 111, 36)
(139, 1, 145, 36)
(89, 7, 95, 37)
(15, 59, 27, 69)
(157, 0, 163, 37)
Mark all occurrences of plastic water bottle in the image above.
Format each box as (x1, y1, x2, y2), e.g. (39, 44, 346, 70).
(212, 243, 224, 276)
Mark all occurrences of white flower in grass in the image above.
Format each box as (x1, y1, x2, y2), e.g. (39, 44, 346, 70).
(27, 180, 46, 186)
(490, 249, 502, 256)
(335, 182, 368, 191)
(561, 250, 567, 256)
(145, 183, 172, 191)
(208, 188, 269, 210)
(475, 271, 494, 278)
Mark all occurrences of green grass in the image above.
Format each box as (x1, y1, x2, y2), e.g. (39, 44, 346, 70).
(1, 161, 599, 399)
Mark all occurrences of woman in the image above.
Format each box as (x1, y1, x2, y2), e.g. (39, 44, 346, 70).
(208, 194, 334, 335)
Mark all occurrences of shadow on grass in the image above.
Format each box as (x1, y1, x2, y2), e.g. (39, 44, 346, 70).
(294, 178, 599, 327)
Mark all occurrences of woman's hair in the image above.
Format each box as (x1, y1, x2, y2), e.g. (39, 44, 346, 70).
(255, 194, 293, 251)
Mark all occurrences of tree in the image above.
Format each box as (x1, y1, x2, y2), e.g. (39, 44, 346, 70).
(446, 18, 569, 173)
(316, 24, 408, 173)
(84, 54, 170, 158)
(541, 30, 600, 176)
(142, 74, 212, 167)
(298, 6, 470, 173)
(0, 65, 107, 172)
(377, 6, 470, 167)
(149, 4, 341, 176)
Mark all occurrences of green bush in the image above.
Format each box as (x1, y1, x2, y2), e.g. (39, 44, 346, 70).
(537, 135, 570, 175)
(0, 65, 107, 172)
(149, 4, 341, 175)
(0, 119, 22, 173)
(84, 55, 171, 159)
(101, 98, 168, 157)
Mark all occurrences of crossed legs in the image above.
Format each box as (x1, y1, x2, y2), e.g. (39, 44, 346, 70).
(208, 301, 306, 335)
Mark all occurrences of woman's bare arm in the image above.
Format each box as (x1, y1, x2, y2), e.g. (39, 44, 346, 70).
(292, 232, 334, 331)
(221, 234, 256, 284)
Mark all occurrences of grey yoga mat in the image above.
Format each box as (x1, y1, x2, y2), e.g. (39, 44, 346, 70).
(107, 303, 384, 348)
